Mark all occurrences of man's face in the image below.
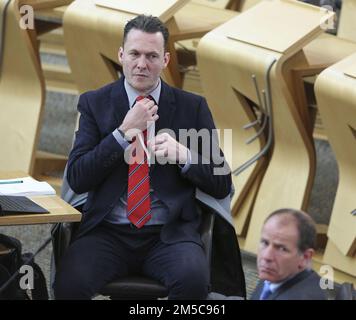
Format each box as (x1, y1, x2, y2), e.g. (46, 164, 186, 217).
(119, 29, 170, 95)
(257, 215, 312, 283)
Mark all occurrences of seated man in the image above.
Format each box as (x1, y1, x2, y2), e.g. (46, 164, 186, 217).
(53, 14, 244, 300)
(251, 208, 327, 300)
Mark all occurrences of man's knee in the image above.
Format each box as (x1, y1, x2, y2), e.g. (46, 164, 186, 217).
(53, 267, 94, 300)
(169, 259, 210, 299)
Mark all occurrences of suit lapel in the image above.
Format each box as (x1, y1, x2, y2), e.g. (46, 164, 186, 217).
(271, 269, 311, 300)
(150, 80, 176, 173)
(155, 80, 176, 135)
(111, 77, 130, 126)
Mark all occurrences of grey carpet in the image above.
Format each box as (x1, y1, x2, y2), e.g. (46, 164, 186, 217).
(38, 91, 78, 156)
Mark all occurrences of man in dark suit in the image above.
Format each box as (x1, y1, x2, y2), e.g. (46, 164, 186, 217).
(251, 208, 327, 300)
(54, 14, 242, 299)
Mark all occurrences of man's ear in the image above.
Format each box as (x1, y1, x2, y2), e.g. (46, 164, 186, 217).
(118, 47, 124, 64)
(163, 52, 170, 68)
(299, 248, 314, 270)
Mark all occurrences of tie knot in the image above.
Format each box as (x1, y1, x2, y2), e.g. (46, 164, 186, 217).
(260, 282, 272, 300)
(136, 95, 153, 102)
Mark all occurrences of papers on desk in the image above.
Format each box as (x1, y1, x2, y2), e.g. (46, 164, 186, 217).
(0, 177, 56, 196)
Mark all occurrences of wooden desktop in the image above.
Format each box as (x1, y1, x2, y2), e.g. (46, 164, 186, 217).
(0, 171, 81, 226)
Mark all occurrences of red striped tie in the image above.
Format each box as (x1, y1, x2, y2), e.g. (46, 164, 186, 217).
(127, 96, 151, 228)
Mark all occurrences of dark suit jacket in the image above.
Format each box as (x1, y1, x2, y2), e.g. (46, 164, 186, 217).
(67, 77, 232, 244)
(251, 269, 327, 300)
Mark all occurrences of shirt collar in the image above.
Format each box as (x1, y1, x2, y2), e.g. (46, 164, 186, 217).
(124, 78, 161, 108)
(266, 268, 311, 293)
(265, 280, 281, 293)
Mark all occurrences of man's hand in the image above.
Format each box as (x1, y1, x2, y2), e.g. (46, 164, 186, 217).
(119, 98, 159, 140)
(148, 133, 188, 164)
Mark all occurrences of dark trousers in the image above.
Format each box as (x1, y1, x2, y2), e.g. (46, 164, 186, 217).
(53, 221, 209, 300)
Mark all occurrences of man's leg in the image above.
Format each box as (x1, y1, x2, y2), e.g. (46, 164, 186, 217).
(143, 241, 210, 300)
(53, 223, 130, 299)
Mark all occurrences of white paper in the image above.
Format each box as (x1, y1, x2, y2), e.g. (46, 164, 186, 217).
(0, 177, 56, 196)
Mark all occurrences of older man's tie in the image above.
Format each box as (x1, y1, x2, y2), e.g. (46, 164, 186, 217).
(259, 281, 272, 300)
(127, 96, 151, 228)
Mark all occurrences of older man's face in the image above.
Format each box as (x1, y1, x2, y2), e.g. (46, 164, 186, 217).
(257, 215, 311, 283)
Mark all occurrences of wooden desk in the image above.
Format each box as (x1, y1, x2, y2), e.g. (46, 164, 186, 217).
(0, 171, 81, 226)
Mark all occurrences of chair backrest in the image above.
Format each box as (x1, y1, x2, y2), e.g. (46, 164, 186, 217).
(0, 0, 45, 174)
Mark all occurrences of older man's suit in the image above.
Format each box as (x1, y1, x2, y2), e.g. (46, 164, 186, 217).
(62, 77, 245, 298)
(251, 269, 327, 300)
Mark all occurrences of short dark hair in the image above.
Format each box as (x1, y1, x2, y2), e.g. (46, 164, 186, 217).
(265, 208, 317, 252)
(123, 15, 169, 50)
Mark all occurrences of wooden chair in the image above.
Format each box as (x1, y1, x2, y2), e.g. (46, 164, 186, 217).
(175, 0, 261, 70)
(315, 52, 356, 278)
(293, 0, 356, 139)
(0, 0, 45, 175)
(0, 0, 68, 192)
(197, 0, 334, 251)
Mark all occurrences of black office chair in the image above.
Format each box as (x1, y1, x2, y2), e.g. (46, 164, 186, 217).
(51, 201, 215, 300)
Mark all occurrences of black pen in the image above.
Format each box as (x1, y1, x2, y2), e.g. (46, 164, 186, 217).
(0, 180, 23, 185)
